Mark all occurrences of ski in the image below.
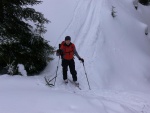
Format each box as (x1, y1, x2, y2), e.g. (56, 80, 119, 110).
(44, 76, 81, 90)
(68, 79, 81, 90)
(64, 81, 68, 85)
(44, 76, 54, 87)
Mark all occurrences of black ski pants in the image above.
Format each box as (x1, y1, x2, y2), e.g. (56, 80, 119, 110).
(62, 59, 77, 81)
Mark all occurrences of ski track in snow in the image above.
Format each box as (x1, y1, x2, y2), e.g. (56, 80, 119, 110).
(1, 74, 150, 113)
(42, 73, 150, 113)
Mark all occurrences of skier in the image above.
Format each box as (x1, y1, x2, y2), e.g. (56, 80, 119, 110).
(56, 36, 84, 85)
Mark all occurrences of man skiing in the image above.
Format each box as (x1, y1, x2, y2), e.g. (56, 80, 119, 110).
(57, 36, 84, 85)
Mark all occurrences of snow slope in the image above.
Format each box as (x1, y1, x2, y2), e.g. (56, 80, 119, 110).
(34, 0, 79, 45)
(54, 0, 150, 92)
(1, 0, 150, 113)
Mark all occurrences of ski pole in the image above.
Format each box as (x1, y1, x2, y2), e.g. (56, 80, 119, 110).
(53, 56, 61, 86)
(82, 62, 91, 90)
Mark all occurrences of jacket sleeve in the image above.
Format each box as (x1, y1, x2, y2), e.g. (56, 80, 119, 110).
(56, 42, 64, 56)
(74, 46, 81, 59)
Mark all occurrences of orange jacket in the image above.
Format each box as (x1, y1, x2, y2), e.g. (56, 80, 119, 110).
(60, 41, 75, 60)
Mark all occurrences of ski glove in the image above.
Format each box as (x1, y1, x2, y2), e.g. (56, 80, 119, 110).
(57, 49, 63, 55)
(79, 58, 84, 63)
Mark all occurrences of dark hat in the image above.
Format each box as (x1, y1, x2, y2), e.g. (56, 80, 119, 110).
(65, 36, 71, 41)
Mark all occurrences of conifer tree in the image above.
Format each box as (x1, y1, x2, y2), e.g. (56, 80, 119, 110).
(0, 0, 54, 75)
(139, 0, 150, 5)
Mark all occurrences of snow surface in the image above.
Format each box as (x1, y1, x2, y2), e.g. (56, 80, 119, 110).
(17, 64, 27, 76)
(1, 0, 150, 113)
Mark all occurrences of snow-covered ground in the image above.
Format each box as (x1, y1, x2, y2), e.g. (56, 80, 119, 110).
(1, 0, 150, 113)
(1, 75, 150, 113)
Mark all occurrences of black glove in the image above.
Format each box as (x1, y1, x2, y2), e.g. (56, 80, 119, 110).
(57, 49, 62, 55)
(79, 58, 84, 63)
